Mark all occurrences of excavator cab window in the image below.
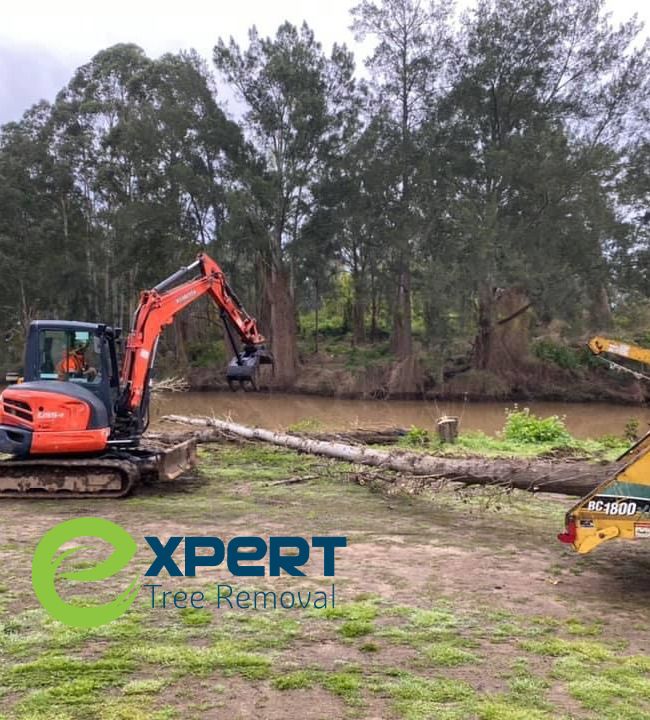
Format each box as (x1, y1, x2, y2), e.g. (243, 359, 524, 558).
(38, 329, 102, 384)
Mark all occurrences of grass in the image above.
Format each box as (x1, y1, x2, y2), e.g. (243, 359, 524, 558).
(520, 638, 614, 661)
(133, 640, 272, 679)
(426, 430, 629, 461)
(272, 667, 362, 704)
(1, 440, 650, 719)
(396, 407, 630, 461)
(424, 643, 480, 667)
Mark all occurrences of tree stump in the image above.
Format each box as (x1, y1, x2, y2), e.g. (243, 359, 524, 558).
(437, 416, 459, 444)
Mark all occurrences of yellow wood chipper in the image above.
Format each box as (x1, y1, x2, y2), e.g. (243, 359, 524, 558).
(559, 336, 650, 553)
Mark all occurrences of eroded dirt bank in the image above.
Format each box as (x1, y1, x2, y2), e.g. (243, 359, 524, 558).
(188, 356, 647, 404)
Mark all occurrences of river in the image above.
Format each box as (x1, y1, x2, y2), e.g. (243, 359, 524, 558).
(151, 391, 650, 439)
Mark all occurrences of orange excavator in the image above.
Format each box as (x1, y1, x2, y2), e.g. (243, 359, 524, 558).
(0, 253, 272, 497)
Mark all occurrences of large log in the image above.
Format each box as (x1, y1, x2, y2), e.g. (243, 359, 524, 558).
(161, 414, 618, 497)
(299, 428, 407, 445)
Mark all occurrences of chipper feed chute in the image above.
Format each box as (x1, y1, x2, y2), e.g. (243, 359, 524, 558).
(558, 432, 650, 553)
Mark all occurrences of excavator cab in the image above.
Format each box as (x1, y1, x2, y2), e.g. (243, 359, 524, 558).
(0, 322, 120, 457)
(22, 321, 120, 414)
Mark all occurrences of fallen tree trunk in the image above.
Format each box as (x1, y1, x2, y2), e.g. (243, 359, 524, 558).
(299, 428, 407, 445)
(161, 414, 617, 497)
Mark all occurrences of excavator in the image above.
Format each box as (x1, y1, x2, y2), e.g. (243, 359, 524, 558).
(0, 253, 272, 498)
(558, 336, 650, 553)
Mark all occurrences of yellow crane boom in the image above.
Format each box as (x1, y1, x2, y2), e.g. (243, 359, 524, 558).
(588, 336, 650, 367)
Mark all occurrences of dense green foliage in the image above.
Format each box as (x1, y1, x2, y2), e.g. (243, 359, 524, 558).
(398, 409, 630, 459)
(1, 0, 649, 387)
(503, 408, 572, 445)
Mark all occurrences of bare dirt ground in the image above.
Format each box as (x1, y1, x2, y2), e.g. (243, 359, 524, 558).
(1, 441, 650, 719)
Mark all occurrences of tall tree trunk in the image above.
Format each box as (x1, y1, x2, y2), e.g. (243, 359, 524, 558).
(314, 276, 320, 354)
(473, 285, 532, 372)
(589, 285, 613, 330)
(473, 281, 496, 370)
(351, 269, 366, 346)
(174, 319, 189, 368)
(370, 267, 379, 341)
(255, 256, 272, 337)
(267, 264, 298, 388)
(391, 260, 413, 358)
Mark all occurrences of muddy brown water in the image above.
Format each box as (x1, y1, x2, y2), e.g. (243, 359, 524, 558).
(152, 391, 650, 439)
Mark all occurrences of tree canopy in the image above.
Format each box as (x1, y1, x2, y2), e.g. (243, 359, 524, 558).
(1, 1, 649, 392)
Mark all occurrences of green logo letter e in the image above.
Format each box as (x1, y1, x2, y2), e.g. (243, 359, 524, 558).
(32, 517, 139, 628)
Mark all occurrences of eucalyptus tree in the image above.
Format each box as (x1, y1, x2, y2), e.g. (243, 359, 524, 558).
(0, 101, 85, 338)
(611, 126, 650, 299)
(445, 0, 650, 370)
(351, 0, 452, 363)
(214, 22, 359, 386)
(50, 45, 246, 340)
(50, 44, 155, 326)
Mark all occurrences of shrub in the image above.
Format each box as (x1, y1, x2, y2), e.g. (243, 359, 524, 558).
(533, 340, 600, 370)
(402, 426, 431, 447)
(533, 339, 579, 369)
(597, 434, 625, 450)
(503, 407, 572, 445)
(187, 340, 226, 368)
(287, 418, 323, 433)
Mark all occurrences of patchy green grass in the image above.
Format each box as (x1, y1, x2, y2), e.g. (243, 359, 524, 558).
(395, 407, 628, 461)
(272, 666, 361, 704)
(424, 642, 480, 667)
(382, 674, 476, 717)
(273, 669, 319, 691)
(133, 640, 272, 680)
(520, 638, 614, 662)
(287, 417, 325, 433)
(432, 430, 628, 461)
(1, 439, 650, 720)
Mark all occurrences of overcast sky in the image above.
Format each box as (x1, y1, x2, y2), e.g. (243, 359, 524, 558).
(1, 0, 649, 125)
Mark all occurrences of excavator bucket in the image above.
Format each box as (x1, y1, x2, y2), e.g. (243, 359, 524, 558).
(227, 346, 273, 391)
(558, 431, 650, 553)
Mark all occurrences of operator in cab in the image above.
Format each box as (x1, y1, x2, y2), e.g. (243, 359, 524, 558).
(57, 341, 97, 381)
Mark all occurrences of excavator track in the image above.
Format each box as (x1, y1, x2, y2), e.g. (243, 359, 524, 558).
(0, 456, 139, 498)
(0, 438, 198, 499)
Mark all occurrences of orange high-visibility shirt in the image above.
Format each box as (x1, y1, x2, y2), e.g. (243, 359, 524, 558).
(57, 353, 84, 375)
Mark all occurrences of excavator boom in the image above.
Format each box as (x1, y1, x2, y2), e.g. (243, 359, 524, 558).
(120, 253, 271, 427)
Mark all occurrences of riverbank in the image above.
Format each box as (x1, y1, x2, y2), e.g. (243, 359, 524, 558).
(187, 353, 647, 405)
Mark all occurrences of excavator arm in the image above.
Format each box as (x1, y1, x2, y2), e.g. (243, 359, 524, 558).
(120, 253, 271, 421)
